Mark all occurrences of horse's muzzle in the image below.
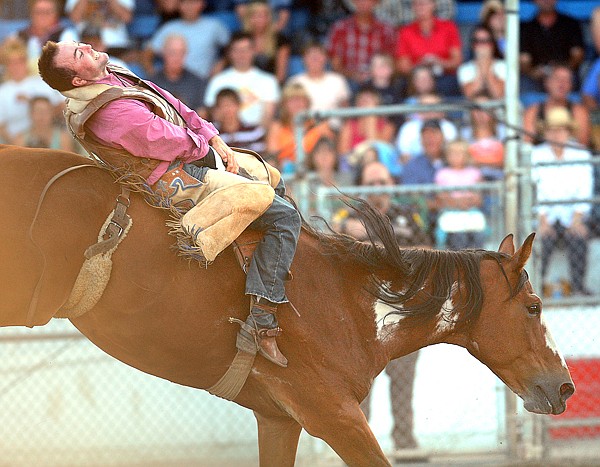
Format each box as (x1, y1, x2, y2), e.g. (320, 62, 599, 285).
(524, 379, 575, 415)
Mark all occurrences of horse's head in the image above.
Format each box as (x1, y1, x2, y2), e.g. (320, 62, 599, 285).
(467, 233, 574, 415)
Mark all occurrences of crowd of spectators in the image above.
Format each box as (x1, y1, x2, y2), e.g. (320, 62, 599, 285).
(0, 0, 599, 286)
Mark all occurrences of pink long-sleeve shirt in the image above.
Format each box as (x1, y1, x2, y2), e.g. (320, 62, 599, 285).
(84, 69, 218, 184)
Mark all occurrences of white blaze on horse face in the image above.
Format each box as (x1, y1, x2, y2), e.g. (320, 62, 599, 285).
(541, 314, 568, 369)
(434, 281, 458, 337)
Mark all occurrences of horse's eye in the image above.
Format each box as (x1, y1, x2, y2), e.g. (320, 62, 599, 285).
(527, 303, 541, 316)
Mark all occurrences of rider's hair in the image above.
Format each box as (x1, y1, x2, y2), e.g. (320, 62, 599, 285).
(38, 41, 77, 92)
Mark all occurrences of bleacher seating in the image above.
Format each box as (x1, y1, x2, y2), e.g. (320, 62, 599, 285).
(127, 14, 160, 45)
(205, 11, 241, 33)
(287, 55, 305, 78)
(0, 19, 28, 43)
(455, 1, 596, 26)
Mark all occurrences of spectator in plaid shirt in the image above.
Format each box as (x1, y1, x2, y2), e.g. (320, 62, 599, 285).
(326, 0, 396, 88)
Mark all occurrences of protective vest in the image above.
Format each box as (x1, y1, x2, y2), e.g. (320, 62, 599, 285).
(62, 64, 186, 182)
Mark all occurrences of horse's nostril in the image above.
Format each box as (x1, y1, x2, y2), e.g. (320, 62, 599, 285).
(560, 382, 575, 401)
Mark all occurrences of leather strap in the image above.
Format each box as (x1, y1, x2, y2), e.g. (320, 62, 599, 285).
(84, 186, 131, 258)
(232, 230, 262, 273)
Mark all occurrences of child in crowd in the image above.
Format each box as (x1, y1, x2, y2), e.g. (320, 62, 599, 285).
(462, 92, 505, 180)
(434, 139, 486, 249)
(266, 82, 334, 170)
(211, 87, 267, 154)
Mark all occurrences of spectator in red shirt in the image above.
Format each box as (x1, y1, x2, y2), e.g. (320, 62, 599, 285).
(326, 0, 396, 89)
(395, 0, 462, 96)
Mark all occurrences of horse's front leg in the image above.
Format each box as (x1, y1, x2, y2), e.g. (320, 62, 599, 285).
(254, 411, 302, 467)
(301, 400, 391, 467)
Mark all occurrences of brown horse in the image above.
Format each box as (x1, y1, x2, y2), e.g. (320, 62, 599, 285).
(0, 144, 573, 466)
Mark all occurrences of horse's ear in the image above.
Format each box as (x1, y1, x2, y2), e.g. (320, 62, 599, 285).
(498, 234, 515, 255)
(511, 232, 536, 272)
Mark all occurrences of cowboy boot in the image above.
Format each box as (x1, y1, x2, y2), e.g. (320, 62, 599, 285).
(243, 297, 288, 367)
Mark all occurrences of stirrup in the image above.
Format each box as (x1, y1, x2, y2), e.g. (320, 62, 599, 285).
(231, 317, 287, 367)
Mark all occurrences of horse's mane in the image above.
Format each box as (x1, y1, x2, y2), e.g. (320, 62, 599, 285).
(301, 197, 521, 326)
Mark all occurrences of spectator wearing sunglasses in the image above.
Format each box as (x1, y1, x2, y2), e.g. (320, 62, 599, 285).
(457, 24, 506, 99)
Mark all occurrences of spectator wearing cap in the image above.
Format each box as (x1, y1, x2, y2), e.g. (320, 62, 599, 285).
(394, 93, 457, 163)
(531, 107, 593, 296)
(400, 118, 448, 232)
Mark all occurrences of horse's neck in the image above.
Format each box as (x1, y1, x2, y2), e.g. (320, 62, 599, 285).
(378, 314, 438, 362)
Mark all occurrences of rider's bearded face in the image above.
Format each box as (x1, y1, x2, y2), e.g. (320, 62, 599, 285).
(54, 41, 109, 86)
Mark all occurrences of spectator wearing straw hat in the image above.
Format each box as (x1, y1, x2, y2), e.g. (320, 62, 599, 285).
(531, 107, 594, 297)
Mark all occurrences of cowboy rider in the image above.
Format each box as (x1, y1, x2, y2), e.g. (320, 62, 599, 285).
(37, 40, 300, 368)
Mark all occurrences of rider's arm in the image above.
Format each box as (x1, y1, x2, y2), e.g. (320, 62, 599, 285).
(86, 98, 211, 165)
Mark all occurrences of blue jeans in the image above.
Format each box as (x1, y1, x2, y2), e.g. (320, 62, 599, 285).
(541, 221, 588, 292)
(183, 164, 301, 304)
(245, 180, 301, 304)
